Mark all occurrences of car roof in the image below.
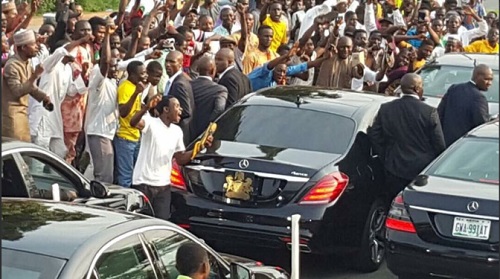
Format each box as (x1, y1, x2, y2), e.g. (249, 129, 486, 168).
(430, 53, 499, 70)
(467, 120, 499, 139)
(243, 86, 396, 118)
(1, 198, 169, 259)
(2, 137, 42, 152)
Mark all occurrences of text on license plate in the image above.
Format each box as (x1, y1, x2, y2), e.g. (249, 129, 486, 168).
(452, 217, 491, 240)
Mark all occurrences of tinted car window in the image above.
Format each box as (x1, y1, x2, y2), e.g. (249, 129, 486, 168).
(420, 66, 499, 103)
(214, 105, 356, 154)
(2, 248, 66, 279)
(96, 234, 156, 279)
(427, 138, 499, 184)
(142, 230, 225, 279)
(2, 155, 28, 197)
(20, 154, 79, 200)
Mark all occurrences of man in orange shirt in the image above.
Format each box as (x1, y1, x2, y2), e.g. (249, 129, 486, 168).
(464, 28, 499, 54)
(242, 25, 279, 74)
(260, 1, 288, 53)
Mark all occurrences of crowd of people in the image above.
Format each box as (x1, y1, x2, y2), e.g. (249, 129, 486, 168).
(1, 0, 497, 218)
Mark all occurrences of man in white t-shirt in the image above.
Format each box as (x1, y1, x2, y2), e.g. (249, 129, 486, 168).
(86, 26, 119, 184)
(129, 95, 212, 220)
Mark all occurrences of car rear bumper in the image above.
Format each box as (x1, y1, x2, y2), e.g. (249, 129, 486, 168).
(171, 190, 340, 254)
(386, 229, 499, 279)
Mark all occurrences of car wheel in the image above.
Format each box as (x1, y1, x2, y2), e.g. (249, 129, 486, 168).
(354, 199, 387, 272)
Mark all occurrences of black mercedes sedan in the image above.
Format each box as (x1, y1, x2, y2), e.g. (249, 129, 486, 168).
(170, 87, 397, 272)
(2, 198, 289, 279)
(2, 138, 153, 214)
(386, 121, 499, 279)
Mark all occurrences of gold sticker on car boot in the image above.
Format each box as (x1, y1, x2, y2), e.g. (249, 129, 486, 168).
(224, 172, 253, 201)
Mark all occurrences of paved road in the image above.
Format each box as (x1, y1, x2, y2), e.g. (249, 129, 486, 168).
(219, 246, 397, 279)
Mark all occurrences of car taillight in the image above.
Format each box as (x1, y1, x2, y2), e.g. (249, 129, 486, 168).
(171, 160, 187, 190)
(299, 172, 349, 205)
(385, 192, 416, 233)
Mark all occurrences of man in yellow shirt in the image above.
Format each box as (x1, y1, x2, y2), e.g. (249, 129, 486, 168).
(409, 39, 435, 72)
(114, 61, 147, 187)
(464, 28, 499, 54)
(260, 1, 288, 53)
(242, 25, 279, 74)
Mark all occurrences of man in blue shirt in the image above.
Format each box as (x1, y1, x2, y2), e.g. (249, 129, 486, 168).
(248, 46, 327, 91)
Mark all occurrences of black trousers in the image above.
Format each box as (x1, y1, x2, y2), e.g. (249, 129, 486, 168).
(132, 184, 171, 220)
(385, 170, 413, 203)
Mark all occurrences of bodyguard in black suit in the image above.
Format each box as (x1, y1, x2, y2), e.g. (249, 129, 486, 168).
(215, 48, 252, 108)
(165, 51, 195, 145)
(437, 64, 492, 147)
(368, 73, 446, 200)
(189, 56, 228, 143)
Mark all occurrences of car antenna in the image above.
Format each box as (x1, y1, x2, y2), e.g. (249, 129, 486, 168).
(461, 53, 477, 67)
(295, 95, 304, 107)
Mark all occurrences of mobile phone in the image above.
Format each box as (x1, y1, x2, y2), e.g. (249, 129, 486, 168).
(418, 11, 426, 22)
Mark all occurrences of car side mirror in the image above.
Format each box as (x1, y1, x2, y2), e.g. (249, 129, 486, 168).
(413, 174, 428, 187)
(230, 262, 255, 279)
(90, 180, 109, 198)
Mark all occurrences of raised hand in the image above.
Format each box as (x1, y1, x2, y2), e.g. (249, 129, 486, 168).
(34, 64, 44, 78)
(148, 94, 162, 109)
(137, 81, 147, 92)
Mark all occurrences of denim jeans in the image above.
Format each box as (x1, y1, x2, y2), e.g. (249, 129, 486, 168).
(113, 136, 140, 187)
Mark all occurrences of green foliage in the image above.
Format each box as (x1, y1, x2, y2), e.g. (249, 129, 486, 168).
(35, 0, 121, 14)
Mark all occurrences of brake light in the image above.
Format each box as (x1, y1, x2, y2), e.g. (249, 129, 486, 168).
(299, 172, 349, 205)
(171, 160, 187, 190)
(385, 192, 416, 233)
(279, 236, 309, 245)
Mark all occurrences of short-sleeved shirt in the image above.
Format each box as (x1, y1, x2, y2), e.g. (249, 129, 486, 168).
(248, 62, 307, 91)
(116, 80, 141, 142)
(132, 114, 185, 186)
(242, 48, 279, 75)
(262, 15, 288, 53)
(464, 40, 499, 54)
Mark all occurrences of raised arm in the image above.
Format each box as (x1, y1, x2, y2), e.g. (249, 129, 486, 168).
(119, 82, 146, 118)
(115, 0, 129, 27)
(260, 1, 270, 24)
(99, 26, 113, 77)
(237, 5, 248, 53)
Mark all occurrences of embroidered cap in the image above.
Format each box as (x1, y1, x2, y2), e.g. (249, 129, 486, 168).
(13, 29, 36, 46)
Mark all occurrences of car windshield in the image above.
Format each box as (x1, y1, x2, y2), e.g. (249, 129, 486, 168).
(2, 248, 66, 279)
(214, 105, 356, 154)
(426, 138, 499, 184)
(420, 65, 499, 103)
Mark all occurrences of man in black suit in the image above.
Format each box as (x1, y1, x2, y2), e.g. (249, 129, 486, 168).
(215, 48, 252, 108)
(437, 64, 492, 147)
(165, 51, 195, 145)
(189, 56, 228, 143)
(368, 73, 446, 200)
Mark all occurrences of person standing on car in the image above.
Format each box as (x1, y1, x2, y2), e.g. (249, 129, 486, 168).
(437, 64, 492, 147)
(130, 95, 212, 220)
(368, 73, 446, 200)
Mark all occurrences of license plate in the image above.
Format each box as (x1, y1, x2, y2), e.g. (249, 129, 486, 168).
(452, 217, 491, 240)
(223, 171, 254, 201)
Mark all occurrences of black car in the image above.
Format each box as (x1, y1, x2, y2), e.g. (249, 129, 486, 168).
(170, 87, 397, 272)
(1, 138, 153, 214)
(396, 53, 499, 119)
(2, 198, 289, 279)
(385, 121, 499, 279)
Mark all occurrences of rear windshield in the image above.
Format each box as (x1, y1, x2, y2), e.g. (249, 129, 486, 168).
(420, 65, 499, 103)
(214, 105, 356, 154)
(2, 248, 66, 279)
(427, 138, 499, 184)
